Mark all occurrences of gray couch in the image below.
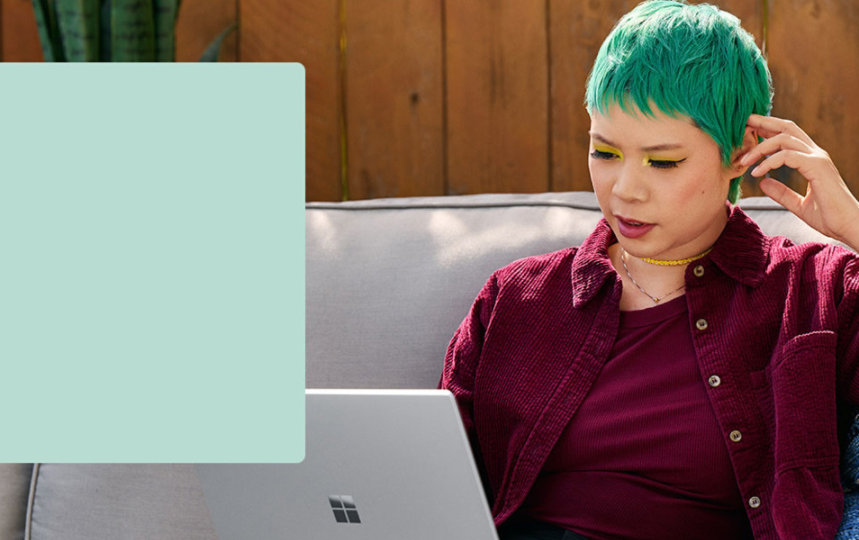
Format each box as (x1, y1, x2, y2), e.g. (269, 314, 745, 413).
(1, 191, 856, 539)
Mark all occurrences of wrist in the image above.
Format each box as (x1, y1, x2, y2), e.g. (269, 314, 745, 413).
(843, 231, 859, 253)
(839, 204, 859, 252)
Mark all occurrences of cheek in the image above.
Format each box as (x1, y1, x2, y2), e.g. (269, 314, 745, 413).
(675, 165, 730, 205)
(588, 161, 609, 191)
(588, 163, 613, 216)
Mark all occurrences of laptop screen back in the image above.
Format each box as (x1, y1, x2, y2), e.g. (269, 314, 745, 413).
(197, 389, 498, 540)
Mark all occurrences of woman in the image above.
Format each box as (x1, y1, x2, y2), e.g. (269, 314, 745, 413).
(439, 1, 859, 539)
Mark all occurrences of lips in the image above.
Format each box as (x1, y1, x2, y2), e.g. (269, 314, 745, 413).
(615, 215, 655, 239)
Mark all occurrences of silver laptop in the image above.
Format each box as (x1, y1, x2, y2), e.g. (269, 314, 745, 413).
(197, 389, 499, 540)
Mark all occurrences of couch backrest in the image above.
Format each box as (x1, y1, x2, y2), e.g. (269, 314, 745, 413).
(305, 191, 839, 389)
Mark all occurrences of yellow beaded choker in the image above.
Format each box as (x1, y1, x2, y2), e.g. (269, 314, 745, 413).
(641, 247, 713, 266)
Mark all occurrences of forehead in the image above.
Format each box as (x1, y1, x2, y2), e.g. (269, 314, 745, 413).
(589, 102, 710, 149)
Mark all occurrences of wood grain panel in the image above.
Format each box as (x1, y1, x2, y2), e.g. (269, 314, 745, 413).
(241, 0, 341, 201)
(344, 0, 443, 199)
(766, 0, 859, 199)
(446, 0, 548, 195)
(176, 0, 237, 62)
(2, 0, 43, 61)
(549, 0, 639, 193)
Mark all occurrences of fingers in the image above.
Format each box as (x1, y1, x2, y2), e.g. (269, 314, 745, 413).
(742, 115, 823, 178)
(759, 176, 804, 215)
(746, 114, 815, 146)
(749, 149, 814, 178)
(740, 132, 812, 169)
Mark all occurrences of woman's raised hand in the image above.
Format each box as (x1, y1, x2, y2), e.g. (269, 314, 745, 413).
(742, 114, 859, 250)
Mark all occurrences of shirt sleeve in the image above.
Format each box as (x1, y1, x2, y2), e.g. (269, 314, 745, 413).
(837, 255, 859, 403)
(438, 272, 500, 494)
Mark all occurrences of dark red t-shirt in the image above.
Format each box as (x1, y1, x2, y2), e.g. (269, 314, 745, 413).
(520, 294, 753, 539)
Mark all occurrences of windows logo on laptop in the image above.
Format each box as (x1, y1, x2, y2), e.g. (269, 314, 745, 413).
(196, 391, 499, 539)
(329, 494, 362, 524)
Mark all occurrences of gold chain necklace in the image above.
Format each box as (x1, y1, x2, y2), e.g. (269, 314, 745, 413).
(620, 247, 685, 303)
(641, 248, 713, 266)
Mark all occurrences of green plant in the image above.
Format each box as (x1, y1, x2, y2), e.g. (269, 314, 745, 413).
(32, 0, 236, 62)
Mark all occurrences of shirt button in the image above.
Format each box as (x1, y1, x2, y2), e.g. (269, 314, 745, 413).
(708, 375, 721, 387)
(693, 265, 705, 277)
(696, 318, 709, 331)
(748, 496, 761, 509)
(729, 430, 743, 442)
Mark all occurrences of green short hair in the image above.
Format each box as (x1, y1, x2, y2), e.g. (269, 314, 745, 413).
(585, 0, 773, 203)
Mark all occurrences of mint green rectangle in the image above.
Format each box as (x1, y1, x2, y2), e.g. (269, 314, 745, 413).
(0, 63, 304, 462)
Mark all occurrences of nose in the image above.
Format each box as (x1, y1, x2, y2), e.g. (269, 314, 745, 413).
(611, 161, 648, 202)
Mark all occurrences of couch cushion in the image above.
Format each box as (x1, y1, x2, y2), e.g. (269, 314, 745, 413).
(28, 464, 215, 540)
(306, 192, 839, 389)
(0, 464, 32, 540)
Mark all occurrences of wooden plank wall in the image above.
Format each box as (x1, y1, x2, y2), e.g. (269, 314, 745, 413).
(2, 1, 857, 203)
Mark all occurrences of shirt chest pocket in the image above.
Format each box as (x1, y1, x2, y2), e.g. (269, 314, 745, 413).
(753, 331, 840, 470)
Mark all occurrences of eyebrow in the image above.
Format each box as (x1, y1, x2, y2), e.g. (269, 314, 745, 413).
(589, 132, 684, 152)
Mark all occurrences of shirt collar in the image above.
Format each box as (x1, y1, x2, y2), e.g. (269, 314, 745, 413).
(570, 219, 618, 308)
(708, 204, 770, 287)
(571, 204, 770, 309)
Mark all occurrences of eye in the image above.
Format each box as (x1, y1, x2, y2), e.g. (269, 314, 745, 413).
(590, 149, 618, 160)
(647, 158, 686, 169)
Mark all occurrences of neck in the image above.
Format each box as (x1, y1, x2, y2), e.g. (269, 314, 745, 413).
(642, 247, 712, 266)
(611, 244, 688, 309)
(621, 246, 688, 280)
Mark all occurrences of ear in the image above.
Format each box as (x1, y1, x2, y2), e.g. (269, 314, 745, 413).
(727, 126, 758, 177)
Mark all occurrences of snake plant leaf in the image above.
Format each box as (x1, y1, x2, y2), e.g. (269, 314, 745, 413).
(110, 0, 156, 61)
(56, 0, 100, 61)
(32, 0, 66, 61)
(153, 0, 180, 61)
(198, 22, 236, 62)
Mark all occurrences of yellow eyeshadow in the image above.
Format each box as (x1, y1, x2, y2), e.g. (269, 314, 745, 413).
(594, 145, 623, 159)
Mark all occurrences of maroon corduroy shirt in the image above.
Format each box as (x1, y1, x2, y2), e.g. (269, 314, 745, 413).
(440, 205, 859, 539)
(521, 295, 753, 538)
